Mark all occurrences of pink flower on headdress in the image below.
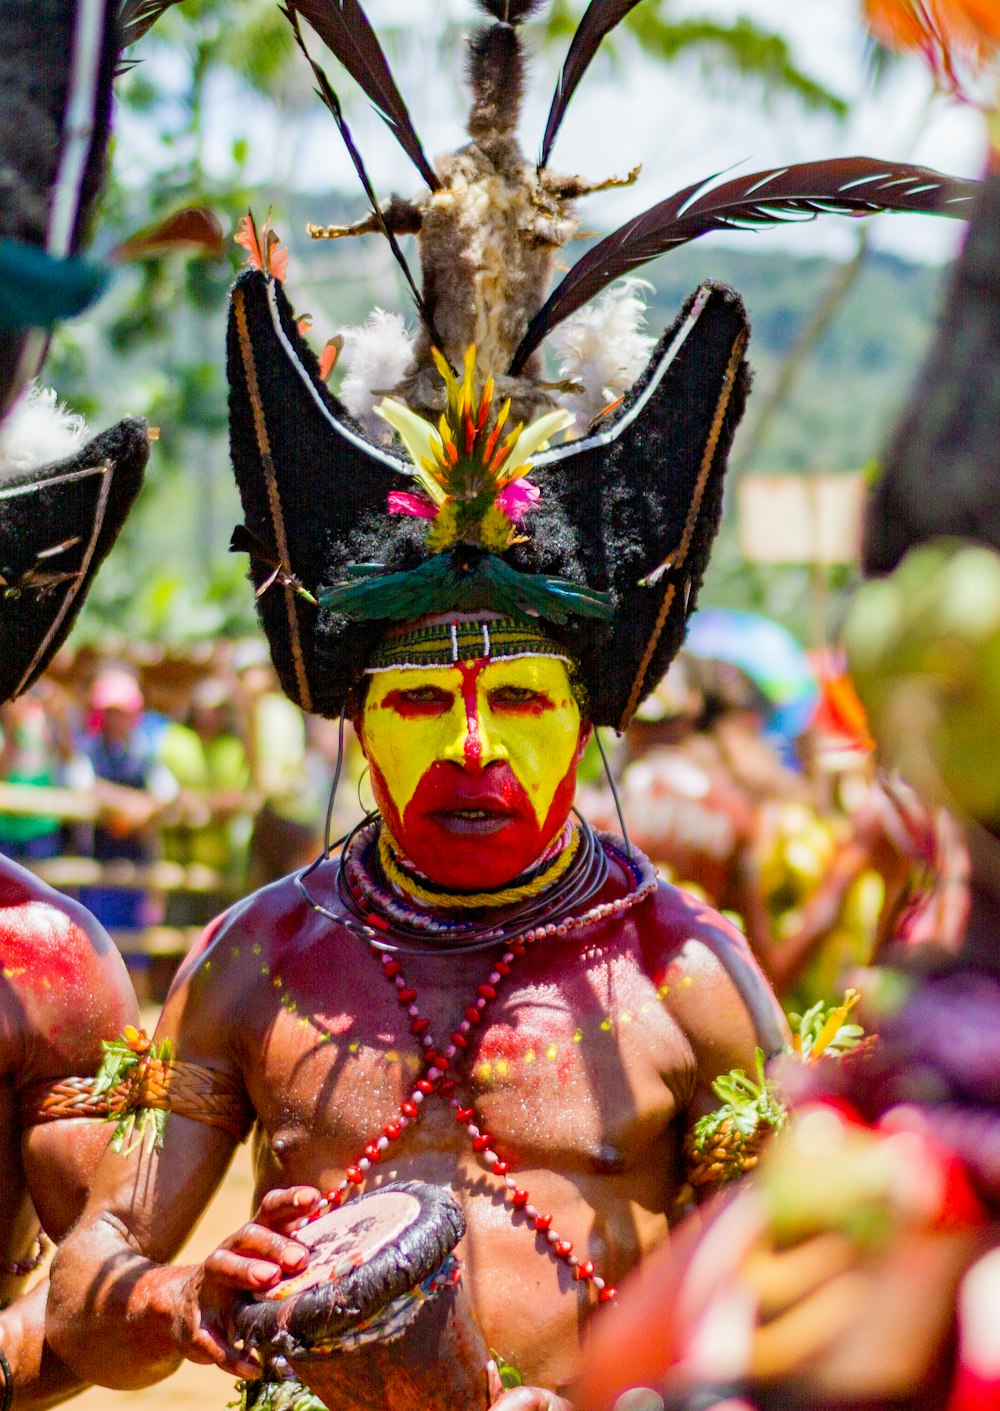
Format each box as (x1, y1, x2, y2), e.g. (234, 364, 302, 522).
(388, 490, 439, 520)
(497, 478, 540, 525)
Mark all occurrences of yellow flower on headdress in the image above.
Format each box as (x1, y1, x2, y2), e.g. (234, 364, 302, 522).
(374, 346, 572, 552)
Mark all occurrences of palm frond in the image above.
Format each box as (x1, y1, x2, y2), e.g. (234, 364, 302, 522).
(284, 0, 439, 191)
(510, 156, 978, 372)
(539, 0, 647, 168)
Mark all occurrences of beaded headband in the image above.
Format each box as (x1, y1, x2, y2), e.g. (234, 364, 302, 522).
(366, 616, 571, 674)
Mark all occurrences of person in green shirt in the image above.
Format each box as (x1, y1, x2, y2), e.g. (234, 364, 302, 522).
(157, 677, 253, 921)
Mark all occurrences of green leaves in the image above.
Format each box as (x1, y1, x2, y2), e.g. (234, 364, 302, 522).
(692, 1047, 787, 1148)
(788, 991, 865, 1063)
(846, 541, 1000, 821)
(94, 1029, 175, 1154)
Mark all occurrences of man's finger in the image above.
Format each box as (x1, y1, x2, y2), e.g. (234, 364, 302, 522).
(490, 1390, 574, 1410)
(203, 1248, 285, 1290)
(256, 1186, 323, 1230)
(189, 1323, 260, 1381)
(748, 1269, 869, 1379)
(743, 1231, 858, 1317)
(221, 1223, 310, 1270)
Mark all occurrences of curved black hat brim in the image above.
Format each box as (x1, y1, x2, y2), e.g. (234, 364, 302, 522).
(0, 416, 147, 701)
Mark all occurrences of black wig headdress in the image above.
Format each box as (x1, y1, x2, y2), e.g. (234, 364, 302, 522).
(227, 0, 977, 729)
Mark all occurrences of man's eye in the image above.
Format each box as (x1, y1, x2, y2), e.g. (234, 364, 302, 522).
(400, 688, 450, 705)
(490, 686, 544, 707)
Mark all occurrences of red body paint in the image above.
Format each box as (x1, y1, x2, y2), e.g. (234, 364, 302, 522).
(459, 661, 483, 768)
(369, 757, 577, 890)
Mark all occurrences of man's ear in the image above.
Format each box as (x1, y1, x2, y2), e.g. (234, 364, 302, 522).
(575, 721, 593, 763)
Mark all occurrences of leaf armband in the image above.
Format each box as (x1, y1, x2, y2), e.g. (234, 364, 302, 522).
(685, 1048, 788, 1191)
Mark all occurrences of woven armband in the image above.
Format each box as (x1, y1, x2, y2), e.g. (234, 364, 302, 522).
(19, 1031, 253, 1144)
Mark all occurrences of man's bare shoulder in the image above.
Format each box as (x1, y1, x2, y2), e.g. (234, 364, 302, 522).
(161, 861, 367, 1043)
(633, 874, 787, 1060)
(0, 853, 137, 1079)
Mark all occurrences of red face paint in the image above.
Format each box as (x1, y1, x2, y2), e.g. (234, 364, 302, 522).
(363, 656, 586, 889)
(369, 756, 579, 890)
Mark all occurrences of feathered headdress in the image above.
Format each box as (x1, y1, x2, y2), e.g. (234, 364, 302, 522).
(228, 0, 977, 728)
(0, 407, 148, 702)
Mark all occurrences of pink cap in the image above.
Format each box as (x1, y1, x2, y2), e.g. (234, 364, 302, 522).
(90, 669, 143, 714)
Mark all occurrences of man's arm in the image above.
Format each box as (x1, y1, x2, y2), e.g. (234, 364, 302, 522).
(0, 872, 139, 1409)
(651, 888, 788, 1126)
(48, 1113, 316, 1387)
(46, 908, 316, 1390)
(0, 1283, 82, 1411)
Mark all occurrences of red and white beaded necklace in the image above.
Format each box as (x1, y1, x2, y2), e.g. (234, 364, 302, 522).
(300, 832, 659, 1303)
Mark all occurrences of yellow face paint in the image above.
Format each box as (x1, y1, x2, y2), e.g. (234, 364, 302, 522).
(362, 655, 582, 828)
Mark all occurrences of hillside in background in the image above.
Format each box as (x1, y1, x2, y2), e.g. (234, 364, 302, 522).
(46, 207, 948, 645)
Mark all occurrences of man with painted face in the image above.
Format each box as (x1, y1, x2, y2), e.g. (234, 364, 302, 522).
(49, 249, 786, 1406)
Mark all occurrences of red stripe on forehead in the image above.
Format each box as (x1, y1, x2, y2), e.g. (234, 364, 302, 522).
(457, 659, 487, 768)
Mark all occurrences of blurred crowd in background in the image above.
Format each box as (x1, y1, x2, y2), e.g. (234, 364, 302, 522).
(0, 608, 965, 1014)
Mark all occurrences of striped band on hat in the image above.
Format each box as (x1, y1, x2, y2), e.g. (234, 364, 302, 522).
(367, 617, 571, 673)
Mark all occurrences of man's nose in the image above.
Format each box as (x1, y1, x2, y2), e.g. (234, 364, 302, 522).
(438, 697, 508, 770)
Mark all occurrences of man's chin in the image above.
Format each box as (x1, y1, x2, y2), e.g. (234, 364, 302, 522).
(404, 813, 544, 891)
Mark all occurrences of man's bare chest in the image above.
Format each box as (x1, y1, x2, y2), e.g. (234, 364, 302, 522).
(239, 938, 696, 1178)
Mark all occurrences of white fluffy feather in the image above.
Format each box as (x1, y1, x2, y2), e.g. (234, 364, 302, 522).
(0, 384, 89, 477)
(552, 279, 656, 437)
(338, 309, 415, 441)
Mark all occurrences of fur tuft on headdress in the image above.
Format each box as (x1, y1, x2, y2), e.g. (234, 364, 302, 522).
(338, 310, 415, 442)
(474, 0, 547, 24)
(467, 21, 530, 141)
(552, 280, 655, 437)
(0, 384, 89, 477)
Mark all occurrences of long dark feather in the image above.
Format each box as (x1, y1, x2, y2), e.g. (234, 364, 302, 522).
(285, 0, 439, 191)
(539, 0, 647, 169)
(284, 8, 441, 347)
(118, 0, 183, 51)
(511, 157, 978, 372)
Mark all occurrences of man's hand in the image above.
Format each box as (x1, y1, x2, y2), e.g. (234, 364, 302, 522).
(489, 1393, 574, 1411)
(175, 1185, 322, 1378)
(487, 1360, 574, 1410)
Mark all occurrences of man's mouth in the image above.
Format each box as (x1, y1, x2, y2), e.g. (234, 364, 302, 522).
(430, 807, 514, 836)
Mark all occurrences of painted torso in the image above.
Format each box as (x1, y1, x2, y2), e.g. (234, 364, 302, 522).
(165, 849, 784, 1390)
(0, 852, 135, 1304)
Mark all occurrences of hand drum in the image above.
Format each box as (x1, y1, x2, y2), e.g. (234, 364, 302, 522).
(235, 1181, 490, 1411)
